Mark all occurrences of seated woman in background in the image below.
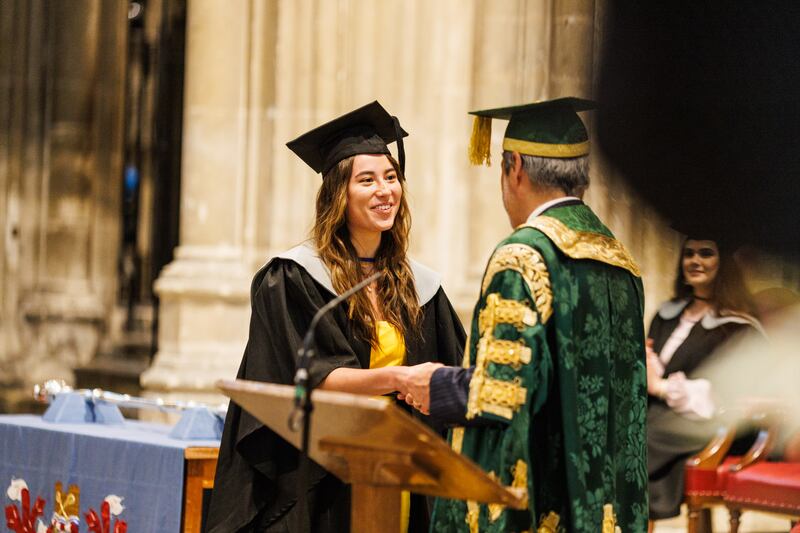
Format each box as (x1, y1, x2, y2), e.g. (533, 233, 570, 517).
(646, 237, 762, 527)
(205, 102, 466, 533)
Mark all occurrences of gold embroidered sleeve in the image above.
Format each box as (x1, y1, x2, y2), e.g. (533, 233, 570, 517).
(481, 243, 552, 323)
(466, 244, 551, 421)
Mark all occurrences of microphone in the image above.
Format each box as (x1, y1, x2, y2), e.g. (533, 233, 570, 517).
(289, 270, 383, 432)
(288, 270, 383, 531)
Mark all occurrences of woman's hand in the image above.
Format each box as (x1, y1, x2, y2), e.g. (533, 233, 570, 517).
(397, 362, 443, 415)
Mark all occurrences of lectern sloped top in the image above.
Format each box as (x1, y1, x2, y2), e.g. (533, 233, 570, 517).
(217, 379, 526, 509)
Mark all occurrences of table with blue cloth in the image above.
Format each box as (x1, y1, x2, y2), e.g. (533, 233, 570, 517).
(0, 414, 220, 533)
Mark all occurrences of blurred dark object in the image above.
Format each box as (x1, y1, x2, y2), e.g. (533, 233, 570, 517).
(596, 2, 800, 256)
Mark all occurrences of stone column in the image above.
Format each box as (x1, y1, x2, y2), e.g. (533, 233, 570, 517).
(258, 0, 565, 321)
(546, 0, 680, 320)
(457, 1, 555, 317)
(257, 0, 485, 318)
(141, 0, 271, 404)
(0, 0, 126, 410)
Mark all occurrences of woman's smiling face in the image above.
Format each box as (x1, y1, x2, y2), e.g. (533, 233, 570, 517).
(345, 154, 402, 235)
(682, 239, 720, 292)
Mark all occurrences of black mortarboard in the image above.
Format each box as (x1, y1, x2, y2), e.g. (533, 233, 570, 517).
(286, 101, 409, 176)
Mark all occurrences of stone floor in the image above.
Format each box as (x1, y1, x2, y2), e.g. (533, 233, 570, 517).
(654, 505, 794, 532)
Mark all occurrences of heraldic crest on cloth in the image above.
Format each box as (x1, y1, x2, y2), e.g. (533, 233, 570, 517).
(5, 478, 127, 533)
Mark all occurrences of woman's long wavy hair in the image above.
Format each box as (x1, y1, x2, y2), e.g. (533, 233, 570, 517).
(313, 154, 420, 345)
(672, 238, 757, 317)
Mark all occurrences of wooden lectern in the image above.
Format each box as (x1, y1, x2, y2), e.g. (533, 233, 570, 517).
(217, 379, 527, 533)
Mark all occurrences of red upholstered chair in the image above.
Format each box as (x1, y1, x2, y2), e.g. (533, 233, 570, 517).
(724, 462, 800, 531)
(723, 426, 800, 533)
(684, 425, 739, 533)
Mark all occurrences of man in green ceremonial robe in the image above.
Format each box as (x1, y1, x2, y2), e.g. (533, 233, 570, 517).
(401, 98, 648, 532)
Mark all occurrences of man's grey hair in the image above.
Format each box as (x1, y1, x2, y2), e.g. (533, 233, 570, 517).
(501, 151, 589, 196)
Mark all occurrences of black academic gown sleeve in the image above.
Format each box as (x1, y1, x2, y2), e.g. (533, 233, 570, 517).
(205, 259, 466, 533)
(206, 259, 366, 533)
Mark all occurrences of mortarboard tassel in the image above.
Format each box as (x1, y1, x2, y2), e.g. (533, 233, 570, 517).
(392, 116, 406, 174)
(468, 115, 492, 166)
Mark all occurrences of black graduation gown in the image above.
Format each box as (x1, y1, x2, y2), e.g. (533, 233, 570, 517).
(205, 252, 466, 533)
(646, 299, 759, 519)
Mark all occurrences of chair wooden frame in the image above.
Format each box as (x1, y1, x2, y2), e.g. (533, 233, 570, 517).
(685, 424, 737, 533)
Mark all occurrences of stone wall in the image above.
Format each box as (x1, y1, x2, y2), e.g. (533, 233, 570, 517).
(0, 0, 684, 411)
(141, 0, 680, 406)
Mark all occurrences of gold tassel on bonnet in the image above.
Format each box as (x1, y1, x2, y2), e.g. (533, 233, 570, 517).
(467, 97, 595, 167)
(468, 115, 492, 166)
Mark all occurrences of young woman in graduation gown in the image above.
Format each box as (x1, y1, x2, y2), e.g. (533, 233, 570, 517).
(645, 237, 762, 527)
(205, 102, 466, 533)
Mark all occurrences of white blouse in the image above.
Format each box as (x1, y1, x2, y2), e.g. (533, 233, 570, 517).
(656, 315, 715, 420)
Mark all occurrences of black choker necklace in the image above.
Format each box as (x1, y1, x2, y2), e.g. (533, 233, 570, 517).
(693, 294, 711, 302)
(358, 257, 375, 263)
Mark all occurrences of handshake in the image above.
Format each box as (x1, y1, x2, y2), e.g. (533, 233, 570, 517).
(395, 362, 444, 415)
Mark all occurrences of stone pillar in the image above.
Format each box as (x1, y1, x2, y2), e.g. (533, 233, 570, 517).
(253, 0, 572, 321)
(0, 0, 126, 410)
(546, 0, 680, 320)
(457, 1, 555, 316)
(259, 0, 486, 317)
(141, 0, 271, 404)
(139, 0, 683, 409)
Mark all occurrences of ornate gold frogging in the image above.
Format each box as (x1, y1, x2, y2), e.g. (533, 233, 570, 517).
(479, 293, 538, 336)
(483, 335, 532, 368)
(478, 377, 527, 419)
(467, 335, 529, 419)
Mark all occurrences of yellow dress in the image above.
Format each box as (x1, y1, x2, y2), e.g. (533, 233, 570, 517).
(369, 320, 410, 533)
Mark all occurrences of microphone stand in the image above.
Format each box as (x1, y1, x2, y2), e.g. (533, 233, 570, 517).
(289, 270, 382, 527)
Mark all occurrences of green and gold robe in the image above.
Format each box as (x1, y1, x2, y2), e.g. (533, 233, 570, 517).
(431, 202, 648, 533)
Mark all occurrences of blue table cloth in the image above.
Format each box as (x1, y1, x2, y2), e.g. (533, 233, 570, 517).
(0, 414, 219, 533)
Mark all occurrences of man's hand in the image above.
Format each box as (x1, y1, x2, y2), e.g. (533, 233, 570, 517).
(397, 362, 443, 415)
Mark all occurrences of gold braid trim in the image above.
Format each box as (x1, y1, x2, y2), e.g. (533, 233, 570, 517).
(486, 472, 504, 522)
(602, 503, 621, 533)
(525, 216, 641, 277)
(451, 426, 465, 453)
(481, 244, 552, 324)
(537, 511, 561, 533)
(461, 333, 472, 368)
(512, 459, 528, 495)
(466, 335, 490, 419)
(479, 293, 538, 336)
(482, 461, 532, 523)
(466, 500, 480, 533)
(503, 137, 589, 158)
